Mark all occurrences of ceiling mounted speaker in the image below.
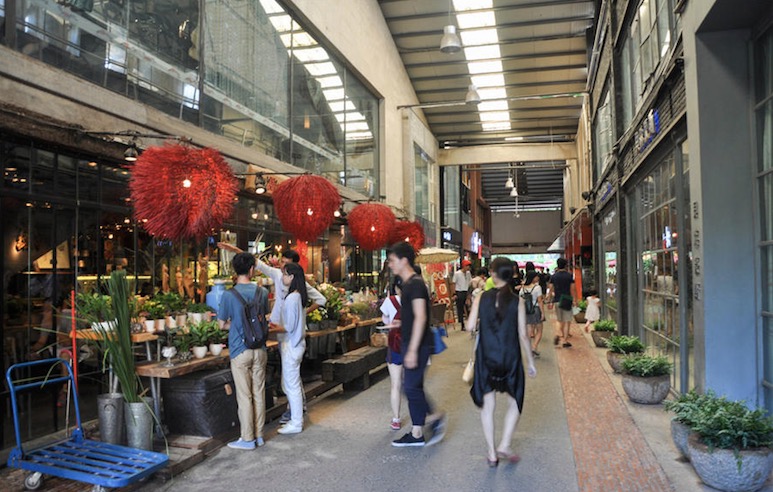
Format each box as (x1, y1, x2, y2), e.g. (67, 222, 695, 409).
(440, 25, 462, 54)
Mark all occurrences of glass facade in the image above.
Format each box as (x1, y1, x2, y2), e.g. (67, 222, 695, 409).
(629, 141, 692, 392)
(593, 83, 613, 182)
(4, 0, 379, 197)
(600, 202, 618, 322)
(755, 25, 773, 412)
(442, 166, 460, 232)
(414, 144, 431, 220)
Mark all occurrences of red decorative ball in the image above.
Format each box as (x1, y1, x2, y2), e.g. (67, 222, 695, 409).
(348, 203, 396, 251)
(390, 220, 425, 251)
(130, 144, 238, 241)
(272, 175, 341, 242)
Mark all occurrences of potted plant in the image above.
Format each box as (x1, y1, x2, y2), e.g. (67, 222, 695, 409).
(307, 308, 322, 331)
(574, 299, 588, 323)
(143, 300, 166, 333)
(620, 354, 672, 404)
(171, 329, 193, 362)
(591, 319, 618, 347)
(663, 390, 718, 459)
(188, 321, 210, 359)
(207, 322, 227, 356)
(687, 395, 773, 492)
(605, 335, 645, 373)
(155, 292, 185, 328)
(76, 292, 115, 331)
(321, 285, 343, 329)
(187, 303, 211, 324)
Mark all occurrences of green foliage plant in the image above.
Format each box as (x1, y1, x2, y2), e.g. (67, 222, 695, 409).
(621, 354, 672, 377)
(188, 321, 213, 347)
(187, 303, 211, 314)
(321, 286, 343, 320)
(605, 335, 645, 354)
(593, 319, 617, 332)
(577, 299, 588, 311)
(76, 292, 114, 323)
(154, 292, 186, 314)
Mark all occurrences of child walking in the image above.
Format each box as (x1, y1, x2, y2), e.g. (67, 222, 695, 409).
(584, 290, 601, 333)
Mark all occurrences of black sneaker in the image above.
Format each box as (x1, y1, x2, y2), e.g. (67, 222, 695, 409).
(426, 414, 447, 446)
(392, 432, 425, 447)
(562, 342, 572, 348)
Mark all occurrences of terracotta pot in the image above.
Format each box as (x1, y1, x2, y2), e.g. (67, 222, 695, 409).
(621, 374, 670, 404)
(591, 330, 616, 347)
(607, 351, 627, 373)
(688, 433, 773, 492)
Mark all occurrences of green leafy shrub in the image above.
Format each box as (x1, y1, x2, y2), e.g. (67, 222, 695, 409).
(143, 300, 166, 320)
(621, 354, 672, 377)
(664, 389, 721, 427)
(76, 292, 114, 323)
(187, 303, 211, 313)
(188, 320, 216, 347)
(154, 292, 186, 314)
(593, 319, 617, 332)
(605, 335, 645, 354)
(577, 299, 588, 311)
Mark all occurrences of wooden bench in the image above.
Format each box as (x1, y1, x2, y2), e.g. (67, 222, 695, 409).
(321, 345, 387, 391)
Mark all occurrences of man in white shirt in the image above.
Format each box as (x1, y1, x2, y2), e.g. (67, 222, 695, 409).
(452, 260, 473, 327)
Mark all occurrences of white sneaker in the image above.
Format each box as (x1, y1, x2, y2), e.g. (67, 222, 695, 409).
(277, 424, 303, 435)
(227, 438, 256, 450)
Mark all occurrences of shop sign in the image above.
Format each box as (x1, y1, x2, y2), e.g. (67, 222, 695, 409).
(635, 109, 661, 154)
(441, 227, 462, 245)
(470, 231, 483, 257)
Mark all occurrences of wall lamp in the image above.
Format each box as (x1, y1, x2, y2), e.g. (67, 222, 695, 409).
(235, 171, 310, 195)
(581, 190, 595, 202)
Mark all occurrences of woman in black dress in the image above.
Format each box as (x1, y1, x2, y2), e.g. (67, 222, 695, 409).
(465, 257, 537, 467)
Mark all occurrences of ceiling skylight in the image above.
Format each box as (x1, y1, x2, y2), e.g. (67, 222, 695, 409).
(464, 45, 502, 60)
(292, 47, 330, 63)
(479, 111, 511, 122)
(467, 60, 503, 74)
(477, 87, 508, 100)
(471, 73, 505, 87)
(322, 88, 345, 101)
(460, 29, 499, 46)
(453, 0, 493, 11)
(304, 62, 337, 77)
(316, 75, 343, 88)
(477, 100, 509, 112)
(482, 122, 512, 131)
(456, 11, 496, 29)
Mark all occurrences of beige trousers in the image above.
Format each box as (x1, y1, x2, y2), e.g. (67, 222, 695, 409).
(230, 348, 268, 441)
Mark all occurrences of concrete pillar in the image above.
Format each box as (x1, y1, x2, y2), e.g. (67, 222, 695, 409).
(683, 19, 758, 402)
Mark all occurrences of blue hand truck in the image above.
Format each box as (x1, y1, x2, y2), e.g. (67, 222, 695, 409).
(6, 358, 169, 491)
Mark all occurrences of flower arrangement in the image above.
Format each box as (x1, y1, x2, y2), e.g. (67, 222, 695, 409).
(307, 309, 323, 324)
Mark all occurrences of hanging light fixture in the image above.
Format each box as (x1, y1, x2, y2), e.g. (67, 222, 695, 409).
(465, 85, 481, 104)
(124, 142, 139, 162)
(439, 0, 461, 54)
(255, 174, 266, 194)
(510, 186, 518, 197)
(505, 170, 514, 189)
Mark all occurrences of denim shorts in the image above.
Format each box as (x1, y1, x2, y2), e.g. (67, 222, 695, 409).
(387, 348, 403, 365)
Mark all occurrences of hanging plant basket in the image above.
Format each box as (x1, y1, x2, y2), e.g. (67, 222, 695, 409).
(130, 144, 238, 241)
(348, 203, 396, 251)
(389, 220, 426, 251)
(272, 175, 341, 242)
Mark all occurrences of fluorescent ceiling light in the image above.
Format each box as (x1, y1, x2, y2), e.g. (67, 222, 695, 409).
(456, 11, 496, 29)
(464, 45, 501, 60)
(482, 122, 511, 131)
(304, 62, 337, 76)
(467, 60, 503, 74)
(453, 0, 492, 11)
(460, 29, 499, 46)
(293, 47, 329, 63)
(329, 100, 356, 112)
(268, 15, 293, 33)
(471, 73, 505, 87)
(316, 75, 343, 88)
(477, 100, 509, 112)
(505, 136, 525, 141)
(479, 111, 510, 122)
(259, 0, 285, 15)
(475, 87, 507, 100)
(322, 88, 345, 101)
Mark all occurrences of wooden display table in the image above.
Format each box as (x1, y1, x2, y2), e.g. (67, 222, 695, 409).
(135, 341, 278, 379)
(70, 329, 158, 343)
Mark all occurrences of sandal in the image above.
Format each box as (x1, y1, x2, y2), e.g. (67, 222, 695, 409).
(487, 457, 499, 468)
(496, 450, 521, 464)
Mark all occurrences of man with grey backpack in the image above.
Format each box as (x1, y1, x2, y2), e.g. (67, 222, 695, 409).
(218, 252, 270, 450)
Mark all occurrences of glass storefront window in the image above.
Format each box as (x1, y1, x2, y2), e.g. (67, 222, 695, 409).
(443, 166, 461, 231)
(593, 84, 613, 182)
(600, 204, 618, 319)
(414, 144, 431, 220)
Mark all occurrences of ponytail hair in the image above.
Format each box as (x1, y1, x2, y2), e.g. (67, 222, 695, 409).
(490, 257, 517, 321)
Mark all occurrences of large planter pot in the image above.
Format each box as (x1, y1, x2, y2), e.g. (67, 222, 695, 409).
(97, 393, 124, 445)
(124, 398, 154, 451)
(209, 343, 224, 357)
(574, 312, 587, 323)
(591, 330, 617, 348)
(607, 351, 627, 373)
(621, 374, 670, 404)
(688, 433, 773, 492)
(192, 346, 208, 359)
(671, 420, 691, 460)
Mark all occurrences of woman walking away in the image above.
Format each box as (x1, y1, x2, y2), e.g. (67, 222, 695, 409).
(522, 271, 545, 358)
(465, 257, 537, 467)
(272, 262, 308, 434)
(583, 290, 601, 333)
(381, 278, 404, 431)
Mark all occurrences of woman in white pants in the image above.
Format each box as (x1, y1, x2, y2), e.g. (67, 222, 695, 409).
(274, 262, 308, 434)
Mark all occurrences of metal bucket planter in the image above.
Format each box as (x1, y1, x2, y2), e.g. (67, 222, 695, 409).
(671, 420, 691, 460)
(125, 397, 154, 451)
(97, 393, 124, 445)
(621, 374, 670, 404)
(574, 312, 587, 324)
(591, 330, 616, 348)
(688, 433, 773, 492)
(606, 351, 627, 373)
(306, 323, 320, 359)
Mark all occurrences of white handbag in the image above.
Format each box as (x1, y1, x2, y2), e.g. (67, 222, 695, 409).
(462, 333, 479, 385)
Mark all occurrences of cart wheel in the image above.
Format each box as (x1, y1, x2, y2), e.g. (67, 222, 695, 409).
(24, 472, 43, 490)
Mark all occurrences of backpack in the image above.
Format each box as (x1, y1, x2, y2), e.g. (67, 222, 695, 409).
(228, 287, 268, 349)
(522, 287, 537, 315)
